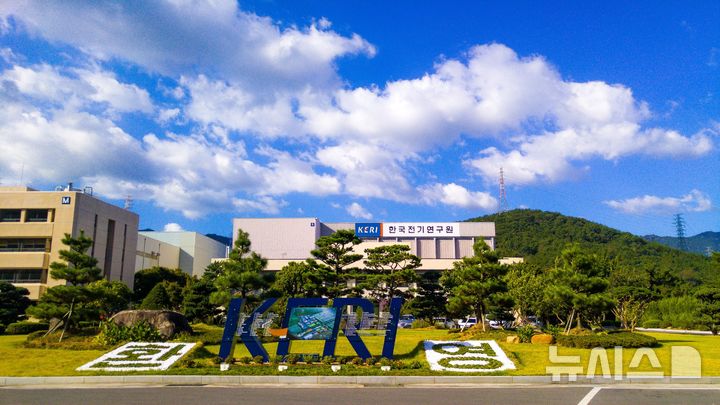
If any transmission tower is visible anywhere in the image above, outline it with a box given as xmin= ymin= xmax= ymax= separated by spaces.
xmin=673 ymin=213 xmax=687 ymax=251
xmin=498 ymin=167 xmax=509 ymax=213
xmin=123 ymin=195 xmax=134 ymax=211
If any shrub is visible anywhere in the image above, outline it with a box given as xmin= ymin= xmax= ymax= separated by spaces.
xmin=95 ymin=321 xmax=163 ymax=346
xmin=350 ymin=357 xmax=363 ymax=365
xmin=408 ymin=360 xmax=423 ymax=369
xmin=515 ymin=325 xmax=536 ymax=343
xmin=252 ymin=355 xmax=265 ymax=364
xmin=567 ymin=327 xmax=593 ymax=336
xmin=641 ymin=319 xmax=661 ymax=328
xmin=411 ymin=319 xmax=431 ymax=328
xmin=642 ymin=296 xmax=703 ymax=330
xmin=25 ymin=330 xmax=46 ymax=341
xmin=544 ymin=324 xmax=562 ymax=338
xmin=270 ymin=355 xmax=283 ymax=365
xmin=5 ymin=321 xmax=49 ymax=335
xmin=286 ymin=354 xmax=300 ymax=364
xmin=321 ymin=356 xmax=334 ymax=365
xmin=302 ymin=354 xmax=314 ymax=364
xmin=238 ymin=356 xmax=252 ymax=364
xmin=556 ymin=332 xmax=657 ymax=349
xmin=378 ymin=357 xmax=393 ymax=367
xmin=364 ymin=357 xmax=377 ymax=366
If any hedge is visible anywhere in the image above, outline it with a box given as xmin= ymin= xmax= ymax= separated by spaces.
xmin=556 ymin=332 xmax=657 ymax=349
xmin=5 ymin=321 xmax=49 ymax=335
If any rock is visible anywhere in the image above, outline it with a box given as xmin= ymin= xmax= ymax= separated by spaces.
xmin=531 ymin=333 xmax=555 ymax=344
xmin=506 ymin=335 xmax=520 ymax=344
xmin=110 ymin=310 xmax=193 ymax=338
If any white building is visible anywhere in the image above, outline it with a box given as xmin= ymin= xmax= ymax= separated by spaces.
xmin=136 ymin=231 xmax=227 ymax=277
xmin=232 ymin=218 xmax=497 ymax=272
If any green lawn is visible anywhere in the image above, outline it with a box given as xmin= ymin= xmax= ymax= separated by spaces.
xmin=1 ymin=329 xmax=718 ymax=377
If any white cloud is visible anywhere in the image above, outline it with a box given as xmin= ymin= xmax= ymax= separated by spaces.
xmin=1 ymin=63 xmax=153 ymax=114
xmin=1 ymin=2 xmax=713 ymax=217
xmin=419 ymin=183 xmax=498 ymax=210
xmin=346 ymin=202 xmax=373 ymax=220
xmin=316 ymin=142 xmax=414 ymax=201
xmin=604 ymin=190 xmax=713 ymax=214
xmin=0 ymin=0 xmax=374 ymax=92
xmin=233 ymin=196 xmax=287 ymax=214
xmin=163 ymin=222 xmax=184 ymax=232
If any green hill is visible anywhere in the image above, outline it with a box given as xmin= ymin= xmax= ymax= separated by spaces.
xmin=643 ymin=231 xmax=719 ymax=256
xmin=468 ymin=209 xmax=716 ymax=285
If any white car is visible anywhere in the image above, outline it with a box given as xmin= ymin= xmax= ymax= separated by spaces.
xmin=457 ymin=317 xmax=477 ymax=330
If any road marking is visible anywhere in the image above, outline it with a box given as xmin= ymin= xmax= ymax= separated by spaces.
xmin=577 ymin=387 xmax=601 ymax=405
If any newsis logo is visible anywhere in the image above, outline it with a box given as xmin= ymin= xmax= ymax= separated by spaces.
xmin=355 ymin=223 xmax=382 ymax=238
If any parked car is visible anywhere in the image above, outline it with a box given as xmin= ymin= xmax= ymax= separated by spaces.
xmin=433 ymin=317 xmax=456 ymax=329
xmin=457 ymin=317 xmax=477 ymax=330
xmin=398 ymin=314 xmax=415 ymax=328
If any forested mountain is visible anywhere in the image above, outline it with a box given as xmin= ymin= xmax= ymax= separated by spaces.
xmin=643 ymin=231 xmax=719 ymax=256
xmin=467 ymin=209 xmax=717 ymax=285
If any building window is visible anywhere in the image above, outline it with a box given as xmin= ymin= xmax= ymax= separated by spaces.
xmin=25 ymin=209 xmax=49 ymax=222
xmin=0 ymin=209 xmax=21 ymax=222
xmin=0 ymin=269 xmax=45 ymax=283
xmin=0 ymin=238 xmax=49 ymax=252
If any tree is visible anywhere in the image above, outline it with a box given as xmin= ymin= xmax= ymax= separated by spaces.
xmin=545 ymin=244 xmax=614 ymax=332
xmin=361 ymin=244 xmax=421 ymax=305
xmin=133 ymin=267 xmax=190 ymax=302
xmin=441 ymin=240 xmax=512 ymax=331
xmin=49 ymin=231 xmax=102 ymax=285
xmin=609 ymin=263 xmax=654 ymax=331
xmin=272 ymin=260 xmax=324 ymax=298
xmin=209 ymin=229 xmax=268 ymax=306
xmin=310 ymin=229 xmax=363 ymax=298
xmin=407 ymin=272 xmax=447 ymax=322
xmin=0 ymin=282 xmax=31 ymax=325
xmin=695 ymin=286 xmax=720 ymax=334
xmin=140 ymin=283 xmax=173 ymax=310
xmin=505 ymin=263 xmax=550 ymax=326
xmin=87 ymin=280 xmax=132 ymax=318
xmin=182 ymin=276 xmax=218 ymax=324
xmin=27 ymin=232 xmax=112 ymax=325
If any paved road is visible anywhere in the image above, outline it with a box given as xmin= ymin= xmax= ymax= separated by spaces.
xmin=2 ymin=386 xmax=720 ymax=405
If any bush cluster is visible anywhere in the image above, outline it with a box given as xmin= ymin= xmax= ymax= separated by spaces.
xmin=556 ymin=332 xmax=657 ymax=349
xmin=411 ymin=319 xmax=431 ymax=328
xmin=95 ymin=321 xmax=163 ymax=346
xmin=5 ymin=321 xmax=49 ymax=335
xmin=515 ymin=325 xmax=536 ymax=343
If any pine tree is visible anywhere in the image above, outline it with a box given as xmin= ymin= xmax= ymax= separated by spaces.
xmin=210 ymin=229 xmax=268 ymax=306
xmin=140 ymin=283 xmax=172 ymax=310
xmin=49 ymin=231 xmax=102 ymax=285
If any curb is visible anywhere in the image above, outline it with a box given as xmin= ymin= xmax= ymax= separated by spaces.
xmin=2 ymin=375 xmax=720 ymax=387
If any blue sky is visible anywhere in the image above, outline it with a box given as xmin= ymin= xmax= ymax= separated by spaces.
xmin=0 ymin=1 xmax=717 ymax=238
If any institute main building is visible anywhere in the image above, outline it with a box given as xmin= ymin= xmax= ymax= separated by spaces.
xmin=233 ymin=218 xmax=497 ymax=272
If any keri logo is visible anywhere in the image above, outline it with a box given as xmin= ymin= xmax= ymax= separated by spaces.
xmin=354 ymin=223 xmax=382 ymax=237
xmin=61 ymin=196 xmax=71 ymax=205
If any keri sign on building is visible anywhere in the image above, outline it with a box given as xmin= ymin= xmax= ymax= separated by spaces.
xmin=232 ymin=218 xmax=496 ymax=271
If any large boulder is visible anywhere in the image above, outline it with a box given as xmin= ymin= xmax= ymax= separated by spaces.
xmin=531 ymin=333 xmax=555 ymax=344
xmin=110 ymin=310 xmax=193 ymax=339
xmin=506 ymin=335 xmax=520 ymax=344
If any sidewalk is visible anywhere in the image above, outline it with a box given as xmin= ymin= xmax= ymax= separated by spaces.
xmin=636 ymin=328 xmax=715 ymax=336
xmin=2 ymin=375 xmax=720 ymax=387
